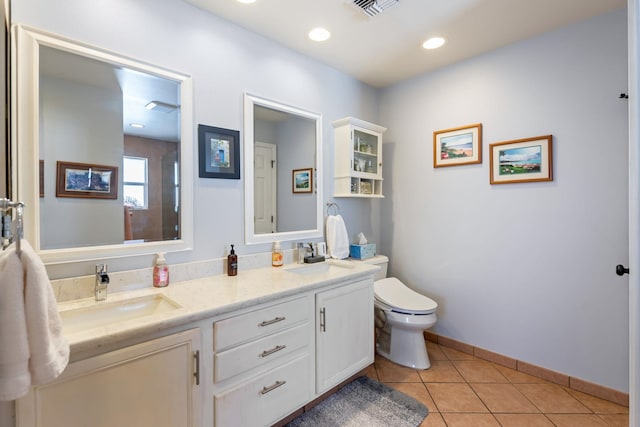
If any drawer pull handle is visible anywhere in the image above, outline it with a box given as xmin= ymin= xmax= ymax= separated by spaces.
xmin=258 ymin=316 xmax=286 ymax=327
xmin=259 ymin=344 xmax=286 ymax=358
xmin=259 ymin=380 xmax=286 ymax=395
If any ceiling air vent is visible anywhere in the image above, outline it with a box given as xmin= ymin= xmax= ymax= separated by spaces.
xmin=352 ymin=0 xmax=399 ymax=17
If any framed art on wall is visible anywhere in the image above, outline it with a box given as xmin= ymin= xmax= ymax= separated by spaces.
xmin=489 ymin=135 xmax=553 ymax=184
xmin=434 ymin=123 xmax=482 ymax=168
xmin=198 ymin=124 xmax=240 ymax=179
xmin=56 ymin=161 xmax=118 ymax=199
xmin=292 ymin=168 xmax=313 ymax=193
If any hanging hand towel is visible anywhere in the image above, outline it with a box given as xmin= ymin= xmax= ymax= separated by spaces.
xmin=0 ymin=245 xmax=31 ymax=400
xmin=326 ymin=214 xmax=350 ymax=259
xmin=0 ymin=241 xmax=69 ymax=401
xmin=22 ymin=241 xmax=69 ymax=386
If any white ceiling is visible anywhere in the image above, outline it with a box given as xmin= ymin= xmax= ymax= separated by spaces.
xmin=185 ymin=0 xmax=626 ymax=88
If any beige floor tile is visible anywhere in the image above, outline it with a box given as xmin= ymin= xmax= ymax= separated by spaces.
xmin=597 ymin=414 xmax=630 ymax=426
xmin=494 ymin=363 xmax=550 ymax=384
xmin=385 ymin=382 xmax=438 ymax=414
xmin=493 ymin=413 xmax=555 ymax=427
xmin=545 ymin=413 xmax=608 ymax=426
xmin=426 ymin=383 xmax=488 ymax=413
xmin=374 ymin=355 xmax=422 ymax=382
xmin=515 ymin=383 xmax=591 ymax=413
xmin=418 ymin=360 xmax=465 ymax=383
xmin=470 ymin=383 xmax=539 ymax=413
xmin=565 ymin=388 xmax=629 ymax=414
xmin=426 ymin=342 xmax=448 ymax=361
xmin=441 ymin=413 xmax=501 ymax=426
xmin=420 ymin=412 xmax=446 ymax=427
xmin=363 ymin=363 xmax=379 ymax=381
xmin=453 ymin=360 xmax=509 ymax=383
xmin=440 ymin=346 xmax=477 ymax=361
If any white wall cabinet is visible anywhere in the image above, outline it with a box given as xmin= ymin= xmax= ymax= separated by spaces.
xmin=333 ymin=117 xmax=387 ymax=198
xmin=316 ymin=279 xmax=374 ymax=394
xmin=16 ymin=328 xmax=201 ymax=427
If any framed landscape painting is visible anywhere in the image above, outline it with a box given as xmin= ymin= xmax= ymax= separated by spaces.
xmin=433 ymin=123 xmax=482 ymax=168
xmin=292 ymin=168 xmax=313 ymax=193
xmin=489 ymin=135 xmax=553 ymax=184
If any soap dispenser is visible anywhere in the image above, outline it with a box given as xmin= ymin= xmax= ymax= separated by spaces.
xmin=272 ymin=241 xmax=283 ymax=267
xmin=227 ymin=244 xmax=238 ymax=276
xmin=153 ymin=252 xmax=169 ymax=287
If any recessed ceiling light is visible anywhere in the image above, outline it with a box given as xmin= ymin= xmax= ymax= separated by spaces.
xmin=130 ymin=123 xmax=145 ymax=129
xmin=237 ymin=0 xmax=256 ymax=4
xmin=422 ymin=37 xmax=446 ymax=50
xmin=308 ymin=27 xmax=331 ymax=42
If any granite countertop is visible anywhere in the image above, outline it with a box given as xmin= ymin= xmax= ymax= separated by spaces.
xmin=58 ymin=259 xmax=379 ymax=355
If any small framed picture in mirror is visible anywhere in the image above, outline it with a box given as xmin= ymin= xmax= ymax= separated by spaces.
xmin=198 ymin=124 xmax=240 ymax=179
xmin=292 ymin=168 xmax=313 ymax=193
xmin=56 ymin=161 xmax=118 ymax=199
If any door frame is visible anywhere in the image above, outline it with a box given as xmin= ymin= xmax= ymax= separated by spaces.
xmin=628 ymin=1 xmax=639 ymax=425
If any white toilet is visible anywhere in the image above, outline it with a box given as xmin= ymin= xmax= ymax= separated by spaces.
xmin=363 ymin=255 xmax=438 ymax=369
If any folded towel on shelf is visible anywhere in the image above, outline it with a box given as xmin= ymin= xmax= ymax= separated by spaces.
xmin=0 ymin=241 xmax=69 ymax=401
xmin=326 ymin=214 xmax=350 ymax=259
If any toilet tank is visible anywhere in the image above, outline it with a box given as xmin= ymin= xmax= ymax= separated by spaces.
xmin=363 ymin=255 xmax=388 ymax=281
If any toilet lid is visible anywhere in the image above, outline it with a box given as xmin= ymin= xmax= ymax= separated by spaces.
xmin=374 ymin=277 xmax=438 ymax=313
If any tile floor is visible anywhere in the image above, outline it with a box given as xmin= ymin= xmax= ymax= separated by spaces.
xmin=365 ymin=342 xmax=629 ymax=427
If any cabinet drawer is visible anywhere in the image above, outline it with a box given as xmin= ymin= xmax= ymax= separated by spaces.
xmin=214 ymin=297 xmax=308 ymax=351
xmin=214 ymin=354 xmax=310 ymax=427
xmin=215 ymin=322 xmax=309 ymax=383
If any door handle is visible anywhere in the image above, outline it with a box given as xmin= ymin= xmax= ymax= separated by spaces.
xmin=616 ymin=264 xmax=630 ymax=276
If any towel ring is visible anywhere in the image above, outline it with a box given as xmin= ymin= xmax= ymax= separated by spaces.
xmin=326 ymin=201 xmax=340 ymax=216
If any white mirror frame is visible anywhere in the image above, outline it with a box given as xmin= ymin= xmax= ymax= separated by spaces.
xmin=11 ymin=25 xmax=194 ymax=264
xmin=244 ymin=93 xmax=323 ymax=245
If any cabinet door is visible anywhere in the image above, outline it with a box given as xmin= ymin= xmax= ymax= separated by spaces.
xmin=17 ymin=328 xmax=201 ymax=427
xmin=315 ymin=279 xmax=374 ymax=394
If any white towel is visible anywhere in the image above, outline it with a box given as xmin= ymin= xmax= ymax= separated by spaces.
xmin=326 ymin=214 xmax=350 ymax=259
xmin=0 ymin=241 xmax=69 ymax=401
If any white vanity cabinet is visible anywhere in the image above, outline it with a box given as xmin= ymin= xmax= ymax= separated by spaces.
xmin=16 ymin=328 xmax=202 ymax=427
xmin=212 ymin=296 xmax=314 ymax=427
xmin=333 ymin=117 xmax=387 ymax=198
xmin=316 ymin=278 xmax=374 ymax=394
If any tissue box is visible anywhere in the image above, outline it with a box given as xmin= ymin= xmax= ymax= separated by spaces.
xmin=350 ymin=244 xmax=376 ymax=260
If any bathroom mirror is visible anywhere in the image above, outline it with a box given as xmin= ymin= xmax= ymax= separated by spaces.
xmin=12 ymin=26 xmax=193 ymax=263
xmin=244 ymin=93 xmax=323 ymax=244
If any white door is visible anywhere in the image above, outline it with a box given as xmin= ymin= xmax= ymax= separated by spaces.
xmin=628 ymin=1 xmax=639 ymax=425
xmin=254 ymin=142 xmax=277 ymax=234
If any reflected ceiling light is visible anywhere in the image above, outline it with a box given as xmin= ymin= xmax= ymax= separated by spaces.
xmin=145 ymin=100 xmax=179 ymax=113
xmin=308 ymin=27 xmax=331 ymax=42
xmin=130 ymin=123 xmax=145 ymax=128
xmin=422 ymin=37 xmax=446 ymax=50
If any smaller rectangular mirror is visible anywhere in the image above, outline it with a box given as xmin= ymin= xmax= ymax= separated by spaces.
xmin=244 ymin=93 xmax=323 ymax=244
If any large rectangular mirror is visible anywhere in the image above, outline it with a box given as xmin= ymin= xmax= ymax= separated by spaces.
xmin=12 ymin=26 xmax=193 ymax=263
xmin=244 ymin=93 xmax=323 ymax=244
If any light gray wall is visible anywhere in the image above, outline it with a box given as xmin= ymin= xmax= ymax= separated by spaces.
xmin=39 ymin=76 xmax=123 ymax=249
xmin=12 ymin=0 xmax=380 ymax=277
xmin=379 ymin=8 xmax=629 ymax=392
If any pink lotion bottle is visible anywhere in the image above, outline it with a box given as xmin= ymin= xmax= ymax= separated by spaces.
xmin=153 ymin=252 xmax=170 ymax=287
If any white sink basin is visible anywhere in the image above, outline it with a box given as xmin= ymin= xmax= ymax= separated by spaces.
xmin=284 ymin=261 xmax=354 ymax=275
xmin=59 ymin=294 xmax=181 ymax=334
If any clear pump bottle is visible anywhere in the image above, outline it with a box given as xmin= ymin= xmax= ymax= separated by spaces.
xmin=272 ymin=241 xmax=283 ymax=267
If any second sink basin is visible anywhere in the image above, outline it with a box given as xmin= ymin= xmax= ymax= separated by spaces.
xmin=59 ymin=294 xmax=181 ymax=334
xmin=284 ymin=260 xmax=354 ymax=275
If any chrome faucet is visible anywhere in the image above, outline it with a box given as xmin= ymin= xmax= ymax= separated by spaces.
xmin=95 ymin=264 xmax=110 ymax=301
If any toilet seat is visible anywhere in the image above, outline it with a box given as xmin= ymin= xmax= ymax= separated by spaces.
xmin=374 ymin=277 xmax=437 ymax=314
